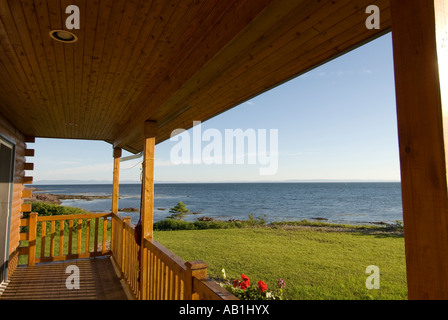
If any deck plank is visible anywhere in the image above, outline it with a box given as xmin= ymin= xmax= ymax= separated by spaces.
xmin=0 ymin=257 xmax=130 ymax=300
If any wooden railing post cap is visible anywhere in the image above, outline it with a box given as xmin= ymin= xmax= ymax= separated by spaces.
xmin=30 ymin=212 xmax=38 ymax=217
xmin=186 ymin=260 xmax=208 ymax=270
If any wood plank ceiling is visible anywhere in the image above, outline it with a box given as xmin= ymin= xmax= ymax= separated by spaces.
xmin=0 ymin=0 xmax=391 ymax=153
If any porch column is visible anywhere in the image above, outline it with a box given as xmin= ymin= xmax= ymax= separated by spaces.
xmin=391 ymin=0 xmax=448 ymax=299
xmin=112 ymin=148 xmax=122 ymax=215
xmin=141 ymin=121 xmax=157 ymax=241
xmin=140 ymin=120 xmax=157 ymax=299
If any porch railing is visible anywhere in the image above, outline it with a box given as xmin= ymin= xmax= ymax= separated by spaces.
xmin=110 ymin=213 xmax=236 ymax=300
xmin=19 ymin=212 xmax=237 ymax=301
xmin=19 ymin=212 xmax=111 ymax=265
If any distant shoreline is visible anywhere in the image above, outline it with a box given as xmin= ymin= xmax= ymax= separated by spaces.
xmin=30 ymin=180 xmax=401 ymax=185
xmin=27 ymin=190 xmax=112 ymax=205
xmin=27 ymin=186 xmax=112 ymax=204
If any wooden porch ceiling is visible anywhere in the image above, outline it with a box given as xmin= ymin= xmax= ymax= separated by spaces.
xmin=0 ymin=0 xmax=391 ymax=154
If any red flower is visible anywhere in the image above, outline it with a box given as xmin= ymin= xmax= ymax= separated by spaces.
xmin=241 ymin=274 xmax=250 ymax=286
xmin=239 ymin=281 xmax=248 ymax=290
xmin=233 ymin=280 xmax=239 ymax=288
xmin=258 ymin=280 xmax=267 ymax=293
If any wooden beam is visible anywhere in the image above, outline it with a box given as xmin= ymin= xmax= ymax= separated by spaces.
xmin=21 ymin=203 xmax=31 ymax=213
xmin=24 ymin=149 xmax=35 ymax=157
xmin=112 ymin=148 xmax=121 ymax=215
xmin=24 ymin=136 xmax=35 ymax=143
xmin=22 ymin=176 xmax=33 ymax=184
xmin=21 ymin=189 xmax=32 ymax=198
xmin=391 ymin=0 xmax=448 ymax=300
xmin=24 ymin=162 xmax=34 ymax=171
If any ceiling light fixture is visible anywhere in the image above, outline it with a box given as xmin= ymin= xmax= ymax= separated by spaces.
xmin=49 ymin=30 xmax=78 ymax=43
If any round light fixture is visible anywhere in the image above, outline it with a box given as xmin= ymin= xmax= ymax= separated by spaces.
xmin=49 ymin=30 xmax=78 ymax=43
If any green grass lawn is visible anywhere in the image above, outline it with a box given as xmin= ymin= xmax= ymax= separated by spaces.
xmin=154 ymin=225 xmax=407 ymax=300
xmin=19 ymin=202 xmax=407 ymax=300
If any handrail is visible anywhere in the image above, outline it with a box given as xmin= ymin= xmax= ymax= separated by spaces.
xmin=110 ymin=213 xmax=238 ymax=300
xmin=192 ymin=277 xmax=239 ymax=300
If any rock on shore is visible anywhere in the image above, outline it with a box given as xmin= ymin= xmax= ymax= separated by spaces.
xmin=26 ymin=189 xmax=112 ymax=205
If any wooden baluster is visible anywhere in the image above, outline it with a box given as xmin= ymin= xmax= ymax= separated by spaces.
xmin=68 ymin=220 xmax=73 ymax=256
xmin=59 ymin=220 xmax=65 ymax=256
xmin=149 ymin=251 xmax=154 ymax=300
xmin=126 ymin=227 xmax=130 ymax=282
xmin=157 ymin=257 xmax=162 ymax=299
xmin=163 ymin=262 xmax=168 ymax=300
xmin=77 ymin=219 xmax=82 ymax=254
xmin=174 ymin=274 xmax=179 ymax=300
xmin=122 ymin=218 xmax=131 ymax=275
xmin=50 ymin=220 xmax=55 ymax=258
xmin=86 ymin=218 xmax=91 ymax=253
xmin=94 ymin=218 xmax=99 ymax=257
xmin=102 ymin=217 xmax=107 ymax=254
xmin=110 ymin=218 xmax=114 ymax=254
xmin=180 ymin=277 xmax=184 ymax=300
xmin=156 ymin=258 xmax=161 ymax=300
xmin=169 ymin=266 xmax=173 ymax=299
xmin=40 ymin=221 xmax=46 ymax=258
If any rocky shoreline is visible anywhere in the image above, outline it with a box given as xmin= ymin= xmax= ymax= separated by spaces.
xmin=27 ymin=188 xmax=141 ymax=213
xmin=27 ymin=188 xmax=112 ymax=205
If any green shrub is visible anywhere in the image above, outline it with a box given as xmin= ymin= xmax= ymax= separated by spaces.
xmin=154 ymin=219 xmax=196 ymax=231
xmin=153 ymin=214 xmax=266 ymax=231
xmin=21 ymin=202 xmax=93 ymax=235
xmin=22 ymin=202 xmax=89 ymax=218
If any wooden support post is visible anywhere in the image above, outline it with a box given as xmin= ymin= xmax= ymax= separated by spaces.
xmin=112 ymin=148 xmax=122 ymax=215
xmin=185 ymin=261 xmax=208 ymax=300
xmin=141 ymin=121 xmax=157 ymax=241
xmin=391 ymin=0 xmax=448 ymax=299
xmin=111 ymin=148 xmax=121 ymax=255
xmin=28 ymin=212 xmax=37 ymax=266
xmin=140 ymin=120 xmax=157 ymax=299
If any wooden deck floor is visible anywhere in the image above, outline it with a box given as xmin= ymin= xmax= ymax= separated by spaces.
xmin=0 ymin=257 xmax=132 ymax=300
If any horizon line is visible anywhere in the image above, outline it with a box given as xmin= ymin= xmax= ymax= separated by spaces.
xmin=32 ymin=179 xmax=401 ymax=185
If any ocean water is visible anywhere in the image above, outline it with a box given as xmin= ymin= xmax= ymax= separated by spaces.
xmin=33 ymin=182 xmax=403 ymax=226
xmin=34 ymin=182 xmax=403 ymax=224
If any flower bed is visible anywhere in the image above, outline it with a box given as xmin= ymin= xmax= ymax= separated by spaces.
xmin=220 ymin=269 xmax=285 ymax=300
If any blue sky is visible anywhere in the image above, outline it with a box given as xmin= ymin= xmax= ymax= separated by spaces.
xmin=32 ymin=32 xmax=400 ymax=184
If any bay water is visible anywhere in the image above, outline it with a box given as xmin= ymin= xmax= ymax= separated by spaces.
xmin=33 ymin=182 xmax=403 ymax=226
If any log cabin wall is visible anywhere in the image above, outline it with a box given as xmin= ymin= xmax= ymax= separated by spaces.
xmin=0 ymin=112 xmax=34 ymax=278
